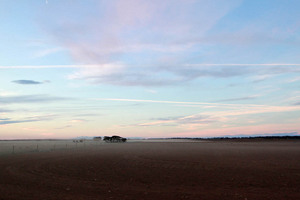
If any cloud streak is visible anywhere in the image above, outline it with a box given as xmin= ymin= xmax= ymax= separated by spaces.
xmin=137 ymin=103 xmax=300 ymax=127
xmin=33 ymin=47 xmax=63 ymax=58
xmin=1 ymin=63 xmax=300 ymax=69
xmin=138 ymin=115 xmax=219 ymax=127
xmin=294 ymin=101 xmax=300 ymax=106
xmin=94 ymin=98 xmax=251 ymax=107
xmin=68 ymin=64 xmax=300 ymax=86
xmin=216 ymin=95 xmax=259 ymax=102
xmin=0 ymin=94 xmax=70 ymax=104
xmin=102 ymin=97 xmax=300 ymax=127
xmin=0 ymin=65 xmax=80 ymax=69
xmin=0 ymin=109 xmax=12 ymax=113
xmin=94 ymin=97 xmax=300 ymax=110
xmin=12 ymin=80 xmax=49 ymax=85
xmin=0 ymin=114 xmax=57 ymax=125
xmin=0 ymin=119 xmax=39 ymax=125
xmin=2 ymin=64 xmax=300 ymax=87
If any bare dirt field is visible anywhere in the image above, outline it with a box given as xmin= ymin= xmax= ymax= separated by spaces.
xmin=0 ymin=139 xmax=299 ymax=200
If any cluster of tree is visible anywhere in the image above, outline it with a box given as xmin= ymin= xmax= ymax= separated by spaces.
xmin=93 ymin=137 xmax=102 ymax=140
xmin=103 ymin=135 xmax=127 ymax=143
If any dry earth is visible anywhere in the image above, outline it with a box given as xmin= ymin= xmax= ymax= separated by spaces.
xmin=0 ymin=140 xmax=300 ymax=200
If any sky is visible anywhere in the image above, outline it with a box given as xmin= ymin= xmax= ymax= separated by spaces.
xmin=0 ymin=0 xmax=300 ymax=139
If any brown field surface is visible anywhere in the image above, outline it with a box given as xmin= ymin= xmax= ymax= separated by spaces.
xmin=0 ymin=139 xmax=300 ymax=200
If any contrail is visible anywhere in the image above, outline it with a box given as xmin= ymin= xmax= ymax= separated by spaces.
xmin=185 ymin=63 xmax=300 ymax=66
xmin=93 ymin=98 xmax=268 ymax=108
xmin=0 ymin=65 xmax=81 ymax=69
xmin=1 ymin=63 xmax=300 ymax=69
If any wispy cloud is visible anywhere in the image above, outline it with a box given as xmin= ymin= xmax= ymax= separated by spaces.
xmin=249 ymin=74 xmax=276 ymax=83
xmin=1 ymin=63 xmax=300 ymax=69
xmin=176 ymin=123 xmax=300 ymax=138
xmin=138 ymin=114 xmax=219 ymax=127
xmin=201 ymin=105 xmax=300 ymax=118
xmin=94 ymin=97 xmax=300 ymax=128
xmin=286 ymin=76 xmax=300 ymax=83
xmin=0 ymin=114 xmax=56 ymax=125
xmin=108 ymin=97 xmax=300 ymax=128
xmin=0 ymin=118 xmax=11 ymax=120
xmin=12 ymin=80 xmax=50 ymax=85
xmin=22 ymin=127 xmax=48 ymax=132
xmin=41 ymin=0 xmax=241 ymax=64
xmin=0 ymin=65 xmax=80 ymax=69
xmin=54 ymin=119 xmax=88 ymax=130
xmin=0 ymin=109 xmax=12 ymax=113
xmin=94 ymin=97 xmax=300 ymax=110
xmin=68 ymin=64 xmax=300 ymax=86
xmin=2 ymin=64 xmax=300 ymax=87
xmin=69 ymin=119 xmax=88 ymax=123
xmin=55 ymin=125 xmax=72 ymax=130
xmin=94 ymin=98 xmax=245 ymax=107
xmin=172 ymin=31 xmax=300 ymax=48
xmin=294 ymin=101 xmax=300 ymax=106
xmin=0 ymin=119 xmax=38 ymax=125
xmin=0 ymin=94 xmax=70 ymax=104
xmin=216 ymin=95 xmax=259 ymax=102
xmin=33 ymin=47 xmax=63 ymax=58
xmin=35 ymin=0 xmax=300 ymax=87
xmin=137 ymin=104 xmax=300 ymax=127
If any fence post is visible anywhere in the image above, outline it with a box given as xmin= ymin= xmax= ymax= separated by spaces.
xmin=37 ymin=144 xmax=39 ymax=152
xmin=12 ymin=145 xmax=15 ymax=154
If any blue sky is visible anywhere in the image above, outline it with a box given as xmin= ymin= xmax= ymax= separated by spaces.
xmin=0 ymin=0 xmax=300 ymax=139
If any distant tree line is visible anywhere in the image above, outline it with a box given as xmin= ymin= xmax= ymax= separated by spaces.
xmin=103 ymin=135 xmax=127 ymax=143
xmin=189 ymin=136 xmax=300 ymax=140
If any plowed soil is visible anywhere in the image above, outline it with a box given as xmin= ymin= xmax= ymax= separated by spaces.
xmin=0 ymin=140 xmax=300 ymax=200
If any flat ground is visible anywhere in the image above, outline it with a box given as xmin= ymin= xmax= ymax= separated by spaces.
xmin=0 ymin=140 xmax=299 ymax=200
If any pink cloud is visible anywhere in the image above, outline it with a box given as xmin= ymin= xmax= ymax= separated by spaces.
xmin=175 ymin=122 xmax=300 ymax=138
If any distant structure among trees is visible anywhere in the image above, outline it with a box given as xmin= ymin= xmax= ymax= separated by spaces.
xmin=103 ymin=135 xmax=127 ymax=143
xmin=93 ymin=136 xmax=102 ymax=141
xmin=73 ymin=139 xmax=84 ymax=143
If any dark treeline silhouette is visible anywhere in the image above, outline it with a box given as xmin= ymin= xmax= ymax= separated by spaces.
xmin=167 ymin=136 xmax=300 ymax=141
xmin=150 ymin=136 xmax=300 ymax=141
xmin=103 ymin=135 xmax=127 ymax=143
